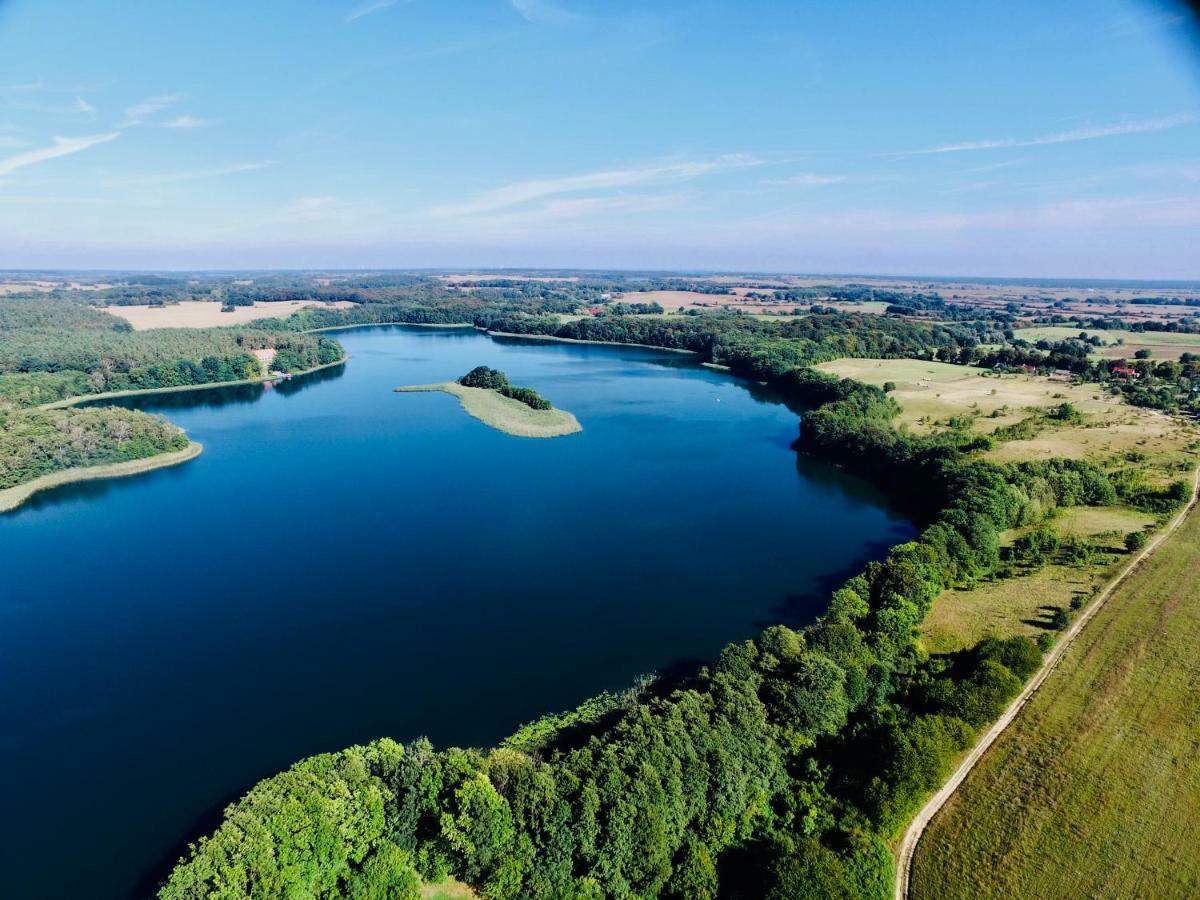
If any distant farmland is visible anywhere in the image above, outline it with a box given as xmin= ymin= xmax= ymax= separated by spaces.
xmin=1014 ymin=325 xmax=1200 ymax=359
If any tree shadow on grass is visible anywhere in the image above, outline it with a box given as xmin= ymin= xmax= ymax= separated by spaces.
xmin=1022 ymin=604 xmax=1063 ymax=630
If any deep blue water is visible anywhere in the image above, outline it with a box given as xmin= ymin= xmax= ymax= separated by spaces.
xmin=0 ymin=326 xmax=912 ymax=899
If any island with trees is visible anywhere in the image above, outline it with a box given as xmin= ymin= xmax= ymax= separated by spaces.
xmin=395 ymin=366 xmax=581 ymax=439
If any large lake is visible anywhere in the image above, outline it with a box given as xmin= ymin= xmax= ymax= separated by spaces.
xmin=0 ymin=326 xmax=912 ymax=899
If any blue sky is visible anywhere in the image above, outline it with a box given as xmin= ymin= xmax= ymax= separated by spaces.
xmin=0 ymin=0 xmax=1198 ymax=276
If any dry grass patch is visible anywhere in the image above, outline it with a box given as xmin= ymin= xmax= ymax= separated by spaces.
xmin=815 ymin=357 xmax=1196 ymax=463
xmin=815 ymin=358 xmax=1104 ymax=433
xmin=922 ymin=505 xmax=1154 ymax=655
xmin=1053 ymin=505 xmax=1156 ymax=540
xmin=109 ymin=300 xmax=355 ymax=330
xmin=420 ymin=877 xmax=478 ymax=899
xmin=921 ymin=563 xmax=1109 ymax=655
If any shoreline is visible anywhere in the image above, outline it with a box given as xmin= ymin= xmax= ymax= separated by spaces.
xmin=0 ymin=441 xmax=203 ymax=514
xmin=38 ymin=356 xmax=348 ymax=410
xmin=396 ymin=381 xmax=582 ymax=438
xmin=305 ymin=321 xmax=476 ymax=334
xmin=482 ymin=329 xmax=700 ymax=355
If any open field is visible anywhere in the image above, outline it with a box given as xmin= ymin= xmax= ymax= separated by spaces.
xmin=611 ymin=288 xmax=890 ymax=317
xmin=420 ymin=877 xmax=477 ymax=899
xmin=921 ymin=563 xmax=1108 ymax=654
xmin=108 ymin=300 xmax=355 ymax=330
xmin=815 ymin=357 xmax=1194 ymax=461
xmin=1015 ymin=325 xmax=1200 ymax=360
xmin=0 ymin=441 xmax=202 ymax=513
xmin=395 ymin=381 xmax=582 ymax=438
xmin=911 ymin=493 xmax=1200 ymax=900
xmin=920 ymin=506 xmax=1152 ymax=654
xmin=823 ymin=358 xmax=1195 ymax=656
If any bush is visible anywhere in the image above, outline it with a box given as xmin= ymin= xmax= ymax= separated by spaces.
xmin=459 ymin=366 xmax=509 ymax=390
xmin=1124 ymin=530 xmax=1148 ymax=552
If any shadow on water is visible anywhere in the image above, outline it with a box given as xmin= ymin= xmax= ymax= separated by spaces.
xmin=2 ymin=454 xmax=196 ymax=518
xmin=131 ymin=782 xmax=260 ymax=899
xmin=82 ymin=382 xmax=266 ymax=413
xmin=79 ymin=361 xmax=346 ymax=415
xmin=274 ymin=361 xmax=346 ymax=397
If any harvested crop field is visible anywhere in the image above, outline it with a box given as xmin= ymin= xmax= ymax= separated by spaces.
xmin=1014 ymin=326 xmax=1200 ymax=360
xmin=109 ymin=300 xmax=355 ymax=330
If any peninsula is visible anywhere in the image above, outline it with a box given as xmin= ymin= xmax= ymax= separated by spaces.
xmin=396 ymin=366 xmax=581 ymax=438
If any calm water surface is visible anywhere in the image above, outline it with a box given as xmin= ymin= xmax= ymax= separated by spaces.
xmin=0 ymin=326 xmax=912 ymax=899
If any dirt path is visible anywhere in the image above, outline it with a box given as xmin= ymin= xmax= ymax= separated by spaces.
xmin=894 ymin=464 xmax=1200 ymax=900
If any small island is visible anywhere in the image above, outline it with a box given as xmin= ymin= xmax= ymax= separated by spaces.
xmin=395 ymin=365 xmax=582 ymax=438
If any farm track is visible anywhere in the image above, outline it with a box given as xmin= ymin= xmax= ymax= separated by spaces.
xmin=895 ymin=463 xmax=1200 ymax=900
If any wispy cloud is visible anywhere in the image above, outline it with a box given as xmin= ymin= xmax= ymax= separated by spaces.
xmin=738 ymin=194 xmax=1200 ymax=235
xmin=0 ymin=132 xmax=119 ymax=176
xmin=470 ymin=192 xmax=688 ymax=229
xmin=430 ymin=154 xmax=763 ymax=217
xmin=510 ymin=0 xmax=577 ymax=25
xmin=117 ymin=94 xmax=178 ymax=128
xmin=0 ymin=86 xmax=98 ymax=118
xmin=962 ymin=159 xmax=1025 ymax=174
xmin=161 ymin=115 xmax=211 ymax=129
xmin=0 ymin=136 xmax=28 ymax=149
xmin=909 ymin=113 xmax=1197 ymax=155
xmin=1107 ymin=9 xmax=1185 ymax=37
xmin=345 ymin=0 xmax=400 ymax=23
xmin=104 ymin=160 xmax=274 ymax=187
xmin=772 ymin=172 xmax=848 ymax=186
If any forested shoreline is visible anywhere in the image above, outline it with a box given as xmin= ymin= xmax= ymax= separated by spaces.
xmin=0 ymin=297 xmax=344 ymax=409
xmin=153 ymin=285 xmax=1192 ymax=899
xmin=3 ymin=279 xmax=1190 ymax=896
xmin=161 ymin=358 xmax=1147 ymax=899
xmin=0 ymin=297 xmax=344 ymax=498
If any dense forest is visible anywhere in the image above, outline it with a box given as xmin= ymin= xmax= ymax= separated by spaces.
xmin=0 ymin=297 xmax=344 ymax=408
xmin=0 ymin=405 xmax=188 ymax=490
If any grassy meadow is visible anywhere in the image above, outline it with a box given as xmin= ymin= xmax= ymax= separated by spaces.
xmin=815 ymin=356 xmax=1194 ymax=464
xmin=919 ymin=505 xmax=1153 ymax=654
xmin=911 ymin=497 xmax=1200 ymax=900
